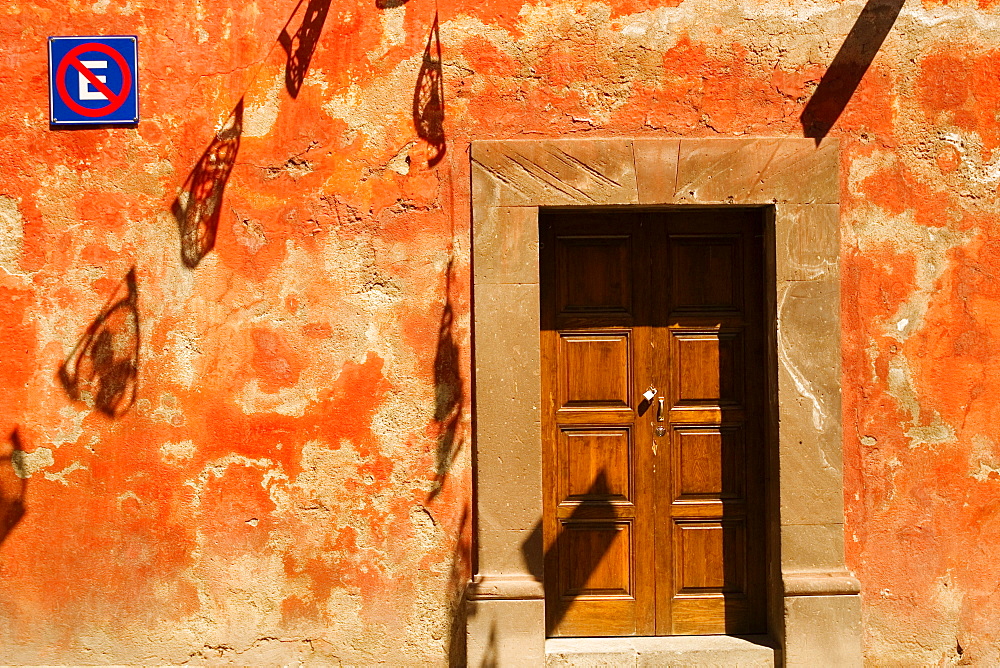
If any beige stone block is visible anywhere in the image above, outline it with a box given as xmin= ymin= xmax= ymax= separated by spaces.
xmin=473 ymin=284 xmax=541 ymax=434
xmin=472 ymin=160 xmax=502 ymax=213
xmin=783 ymin=594 xmax=862 ymax=667
xmin=776 ymin=278 xmax=840 ymax=414
xmin=777 ymin=397 xmax=844 ymax=526
xmin=466 ymin=598 xmax=545 ymax=667
xmin=676 ymin=138 xmax=839 ymax=204
xmin=473 ymin=283 xmax=541 ymax=386
xmin=547 ymin=637 xmax=638 ymax=667
xmin=474 ymin=412 xmax=542 ymax=526
xmin=546 ymin=636 xmax=776 ymax=667
xmin=777 ymin=278 xmax=843 ymax=525
xmin=778 ymin=444 xmax=845 ymax=525
xmin=474 ymin=282 xmax=543 ymax=575
xmin=475 ymin=525 xmax=543 ymax=576
xmin=473 ymin=206 xmax=540 ymax=285
xmin=780 ymin=523 xmax=847 ymax=572
xmin=471 ymin=139 xmax=639 ymax=206
xmin=632 ymin=139 xmax=680 ymax=204
xmin=782 ymin=570 xmax=860 ymax=597
xmin=775 ymin=204 xmax=840 ymax=282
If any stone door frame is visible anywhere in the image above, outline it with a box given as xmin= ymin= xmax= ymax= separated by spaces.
xmin=465 ymin=138 xmax=862 ymax=666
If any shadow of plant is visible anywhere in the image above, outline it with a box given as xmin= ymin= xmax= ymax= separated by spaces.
xmin=58 ymin=267 xmax=140 ymax=418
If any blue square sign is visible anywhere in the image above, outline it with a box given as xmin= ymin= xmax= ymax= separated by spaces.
xmin=49 ymin=36 xmax=139 ymax=125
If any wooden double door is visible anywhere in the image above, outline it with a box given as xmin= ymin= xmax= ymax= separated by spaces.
xmin=540 ymin=208 xmax=767 ymax=637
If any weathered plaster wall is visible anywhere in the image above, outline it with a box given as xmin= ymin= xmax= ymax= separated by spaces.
xmin=0 ymin=0 xmax=998 ymax=664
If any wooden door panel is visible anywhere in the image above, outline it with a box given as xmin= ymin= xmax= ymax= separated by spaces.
xmin=558 ymin=332 xmax=632 ymax=409
xmin=668 ymin=235 xmax=743 ymax=313
xmin=557 ymin=235 xmax=632 ymax=314
xmin=673 ymin=520 xmax=747 ymax=593
xmin=670 ymin=329 xmax=744 ymax=407
xmin=556 ymin=599 xmax=643 ymax=637
xmin=559 ymin=427 xmax=633 ymax=503
xmin=670 ymin=596 xmax=752 ymax=635
xmin=673 ymin=426 xmax=745 ymax=500
xmin=560 ymin=521 xmax=633 ymax=597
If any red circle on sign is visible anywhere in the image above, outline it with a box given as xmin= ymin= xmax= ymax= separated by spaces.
xmin=55 ymin=42 xmax=132 ymax=118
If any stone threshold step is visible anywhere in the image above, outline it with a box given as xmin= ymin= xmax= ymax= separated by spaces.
xmin=546 ymin=635 xmax=777 ymax=667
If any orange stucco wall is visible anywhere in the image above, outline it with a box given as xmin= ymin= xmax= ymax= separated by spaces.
xmin=0 ymin=0 xmax=998 ymax=664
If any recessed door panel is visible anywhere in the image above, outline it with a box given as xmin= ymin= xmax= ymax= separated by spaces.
xmin=557 ymin=235 xmax=632 ymax=314
xmin=558 ymin=332 xmax=631 ymax=409
xmin=559 ymin=427 xmax=632 ymax=503
xmin=669 ymin=235 xmax=742 ymax=313
xmin=560 ymin=522 xmax=633 ymax=597
xmin=674 ymin=426 xmax=745 ymax=500
xmin=674 ymin=520 xmax=746 ymax=593
xmin=670 ymin=330 xmax=743 ymax=407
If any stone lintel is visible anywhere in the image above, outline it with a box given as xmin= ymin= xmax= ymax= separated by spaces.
xmin=675 ymin=138 xmax=839 ymax=205
xmin=471 ymin=139 xmax=639 ymax=206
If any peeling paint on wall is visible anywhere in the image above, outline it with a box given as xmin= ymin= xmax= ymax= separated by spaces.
xmin=0 ymin=0 xmax=999 ymax=663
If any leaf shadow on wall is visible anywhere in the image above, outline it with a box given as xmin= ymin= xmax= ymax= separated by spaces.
xmin=172 ymin=99 xmax=244 ymax=269
xmin=0 ymin=430 xmax=26 ymax=547
xmin=521 ymin=472 xmax=616 ymax=635
xmin=800 ymin=0 xmax=905 ymax=143
xmin=279 ymin=0 xmax=333 ymax=98
xmin=58 ymin=268 xmax=140 ymax=419
xmin=443 ymin=506 xmax=471 ymax=666
xmin=413 ymin=15 xmax=446 ymax=168
xmin=428 ymin=259 xmax=464 ymax=501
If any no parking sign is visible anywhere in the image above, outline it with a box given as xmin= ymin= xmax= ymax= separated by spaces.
xmin=49 ymin=36 xmax=139 ymax=125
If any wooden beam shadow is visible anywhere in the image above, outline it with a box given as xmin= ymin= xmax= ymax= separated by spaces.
xmin=800 ymin=0 xmax=905 ymax=143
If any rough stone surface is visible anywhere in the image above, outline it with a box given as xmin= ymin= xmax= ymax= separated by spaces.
xmin=0 ymin=0 xmax=998 ymax=664
xmin=780 ymin=523 xmax=847 ymax=572
xmin=776 ymin=204 xmax=840 ymax=283
xmin=472 ymin=140 xmax=640 ymax=206
xmin=467 ymin=598 xmax=546 ymax=667
xmin=546 ymin=635 xmax=776 ymax=667
xmin=473 ymin=206 xmax=540 ymax=285
xmin=784 ymin=595 xmax=863 ymax=666
xmin=675 ymin=139 xmax=839 ymax=204
xmin=633 ymin=138 xmax=681 ymax=204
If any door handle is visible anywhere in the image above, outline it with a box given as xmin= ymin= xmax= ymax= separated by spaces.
xmin=653 ymin=397 xmax=666 ymax=442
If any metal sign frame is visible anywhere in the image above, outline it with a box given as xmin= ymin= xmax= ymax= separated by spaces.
xmin=49 ymin=35 xmax=139 ymax=126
